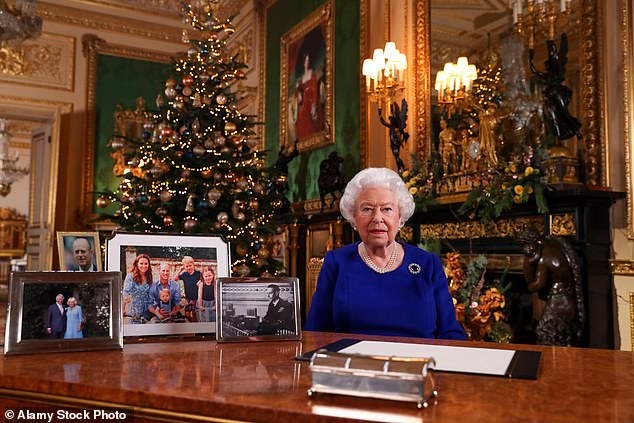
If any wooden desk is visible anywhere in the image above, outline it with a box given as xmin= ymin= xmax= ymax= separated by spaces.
xmin=1 ymin=332 xmax=633 ymax=422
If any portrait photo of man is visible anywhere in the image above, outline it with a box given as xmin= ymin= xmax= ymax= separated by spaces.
xmin=57 ymin=232 xmax=102 ymax=272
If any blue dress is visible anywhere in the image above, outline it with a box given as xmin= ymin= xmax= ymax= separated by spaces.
xmin=64 ymin=306 xmax=83 ymax=339
xmin=305 ymin=242 xmax=466 ymax=340
xmin=123 ymin=273 xmax=151 ymax=322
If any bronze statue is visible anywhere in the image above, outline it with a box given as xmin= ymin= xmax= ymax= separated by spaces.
xmin=529 ymin=33 xmax=581 ymax=141
xmin=378 ymin=99 xmax=409 ymax=172
xmin=438 ymin=119 xmax=458 ymax=175
xmin=519 ymin=230 xmax=585 ymax=346
xmin=318 ymin=152 xmax=345 ymax=209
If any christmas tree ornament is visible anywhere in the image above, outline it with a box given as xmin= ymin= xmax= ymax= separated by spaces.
xmin=156 ymin=206 xmax=168 ymax=217
xmin=220 ymin=146 xmax=232 ymax=155
xmin=181 ymin=29 xmax=189 ymax=43
xmin=248 ymin=220 xmax=257 ymax=229
xmin=199 ymin=74 xmax=209 ymax=83
xmin=217 ymin=211 xmax=229 ymax=224
xmin=213 ymin=171 xmax=223 ymax=181
xmin=156 ymin=94 xmax=165 ymax=108
xmin=203 ymin=95 xmax=213 ymax=106
xmin=163 ymin=215 xmax=174 ymax=226
xmin=137 ymin=193 xmax=149 ymax=204
xmin=235 ymin=264 xmax=250 ymax=277
xmin=175 ymin=150 xmax=184 ymax=158
xmin=224 ymin=122 xmax=237 ymax=133
xmin=198 ymin=198 xmax=209 ymax=209
xmin=109 ymin=138 xmax=124 ymax=150
xmin=182 ymin=86 xmax=193 ymax=96
xmin=193 ymin=93 xmax=202 ymax=107
xmin=160 ymin=126 xmax=173 ymax=138
xmin=207 ymin=188 xmax=221 ymax=201
xmin=187 ymin=47 xmax=197 ymax=58
xmin=235 ymin=212 xmax=245 ymax=221
xmin=185 ymin=194 xmax=196 ymax=212
xmin=119 ymin=182 xmax=131 ymax=192
xmin=184 ymin=217 xmax=198 ymax=231
xmin=181 ymin=169 xmax=191 ymax=179
xmin=236 ymin=179 xmax=248 ymax=191
xmin=248 ymin=198 xmax=259 ymax=210
xmin=193 ymin=144 xmax=206 ymax=156
xmin=165 ymin=78 xmax=177 ymax=88
xmin=253 ymin=183 xmax=264 ymax=194
xmin=216 ymin=93 xmax=227 ymax=105
xmin=204 ymin=138 xmax=215 ymax=149
xmin=150 ymin=165 xmax=165 ymax=178
xmin=182 ymin=75 xmax=194 ymax=86
xmin=214 ymin=133 xmax=226 ymax=146
xmin=96 ymin=196 xmax=109 ymax=208
xmin=236 ymin=244 xmax=248 ymax=256
xmin=191 ymin=118 xmax=201 ymax=133
xmin=201 ymin=169 xmax=213 ymax=179
xmin=258 ymin=247 xmax=270 ymax=259
xmin=165 ymin=87 xmax=177 ymax=98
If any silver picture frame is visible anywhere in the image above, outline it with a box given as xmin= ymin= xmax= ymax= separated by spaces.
xmin=216 ymin=277 xmax=301 ymax=342
xmin=4 ymin=271 xmax=123 ymax=355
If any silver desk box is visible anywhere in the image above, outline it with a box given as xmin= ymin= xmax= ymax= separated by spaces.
xmin=307 ymin=349 xmax=437 ymax=408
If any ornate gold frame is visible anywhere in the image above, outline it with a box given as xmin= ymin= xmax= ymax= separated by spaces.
xmin=624 ymin=0 xmax=634 ymax=238
xmin=80 ymin=35 xmax=172 ymax=221
xmin=414 ymin=0 xmax=607 ymax=187
xmin=279 ymin=1 xmax=334 ymax=153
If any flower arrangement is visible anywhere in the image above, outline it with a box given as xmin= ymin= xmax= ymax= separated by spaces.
xmin=444 ymin=252 xmax=512 ymax=342
xmin=458 ymin=147 xmax=549 ymax=223
xmin=401 ymin=165 xmax=437 ymax=212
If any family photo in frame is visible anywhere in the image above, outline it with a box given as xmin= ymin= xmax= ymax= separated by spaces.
xmin=105 ymin=232 xmax=231 ymax=336
xmin=4 ymin=272 xmax=122 ymax=355
xmin=216 ymin=277 xmax=301 ymax=342
xmin=57 ymin=232 xmax=102 ymax=272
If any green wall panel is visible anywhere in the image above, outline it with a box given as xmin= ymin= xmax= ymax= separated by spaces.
xmin=93 ymin=54 xmax=170 ymax=215
xmin=266 ymin=0 xmax=360 ymax=202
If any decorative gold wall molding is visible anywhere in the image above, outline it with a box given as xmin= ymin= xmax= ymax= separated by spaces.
xmin=415 ymin=0 xmax=430 ymax=158
xmin=217 ymin=0 xmax=251 ymax=21
xmin=81 ymin=35 xmax=172 ymax=220
xmin=0 ymin=33 xmax=74 ymax=91
xmin=581 ymin=0 xmax=605 ymax=186
xmin=256 ymin=0 xmax=267 ymax=151
xmin=549 ymin=213 xmax=577 ymax=236
xmin=420 ymin=216 xmax=544 ymax=240
xmin=623 ymin=0 xmax=634 ymax=239
xmin=38 ymin=2 xmax=183 ymax=43
xmin=72 ymin=0 xmax=181 ymax=17
xmin=610 ymin=259 xmax=634 ymax=275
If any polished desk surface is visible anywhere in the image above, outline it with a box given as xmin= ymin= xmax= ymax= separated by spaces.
xmin=1 ymin=332 xmax=633 ymax=423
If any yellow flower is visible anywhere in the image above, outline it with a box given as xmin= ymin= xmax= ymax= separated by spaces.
xmin=402 ymin=170 xmax=410 ymax=178
xmin=525 ymin=166 xmax=534 ymax=176
xmin=510 ymin=164 xmax=517 ymax=173
xmin=513 ymin=195 xmax=522 ymax=204
xmin=406 ymin=181 xmax=412 ymax=188
xmin=501 ymin=183 xmax=508 ymax=191
xmin=409 ymin=187 xmax=418 ymax=195
xmin=514 ymin=185 xmax=524 ymax=195
xmin=527 ymin=185 xmax=534 ymax=194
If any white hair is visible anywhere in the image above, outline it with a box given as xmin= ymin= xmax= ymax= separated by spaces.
xmin=339 ymin=167 xmax=415 ymax=228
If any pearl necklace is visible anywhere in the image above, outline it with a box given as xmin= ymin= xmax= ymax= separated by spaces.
xmin=358 ymin=242 xmax=399 ymax=274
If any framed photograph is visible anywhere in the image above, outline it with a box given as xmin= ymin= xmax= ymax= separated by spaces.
xmin=57 ymin=231 xmax=102 ymax=272
xmin=279 ymin=0 xmax=334 ymax=153
xmin=4 ymin=271 xmax=122 ymax=355
xmin=266 ymin=228 xmax=289 ymax=272
xmin=216 ymin=277 xmax=301 ymax=342
xmin=105 ymin=232 xmax=231 ymax=337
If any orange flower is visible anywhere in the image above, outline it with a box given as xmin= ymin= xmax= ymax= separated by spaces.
xmin=514 ymin=185 xmax=524 ymax=195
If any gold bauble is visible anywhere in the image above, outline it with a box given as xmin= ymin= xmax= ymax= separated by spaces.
xmin=163 ymin=215 xmax=173 ymax=226
xmin=257 ymin=247 xmax=270 ymax=259
xmin=96 ymin=196 xmax=109 ymax=209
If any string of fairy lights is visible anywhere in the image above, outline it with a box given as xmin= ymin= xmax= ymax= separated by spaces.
xmin=99 ymin=0 xmax=288 ymax=276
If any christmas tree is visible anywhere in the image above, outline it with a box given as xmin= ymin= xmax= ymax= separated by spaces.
xmin=98 ymin=0 xmax=289 ymax=277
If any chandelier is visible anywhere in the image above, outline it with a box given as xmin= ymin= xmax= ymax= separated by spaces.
xmin=0 ymin=0 xmax=42 ymax=46
xmin=0 ymin=119 xmax=29 ymax=197
xmin=509 ymin=0 xmax=573 ymax=47
xmin=434 ymin=57 xmax=478 ymax=118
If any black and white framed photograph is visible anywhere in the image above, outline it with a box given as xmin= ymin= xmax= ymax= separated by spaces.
xmin=4 ymin=271 xmax=122 ymax=355
xmin=216 ymin=277 xmax=301 ymax=342
xmin=57 ymin=231 xmax=102 ymax=272
xmin=105 ymin=232 xmax=231 ymax=336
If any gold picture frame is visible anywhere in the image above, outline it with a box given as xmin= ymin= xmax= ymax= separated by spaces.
xmin=4 ymin=271 xmax=122 ymax=355
xmin=279 ymin=1 xmax=334 ymax=153
xmin=56 ymin=231 xmax=102 ymax=272
xmin=624 ymin=0 xmax=634 ymax=238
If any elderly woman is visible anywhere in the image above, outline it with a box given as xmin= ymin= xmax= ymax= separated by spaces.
xmin=64 ymin=297 xmax=84 ymax=339
xmin=305 ymin=168 xmax=465 ymax=339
